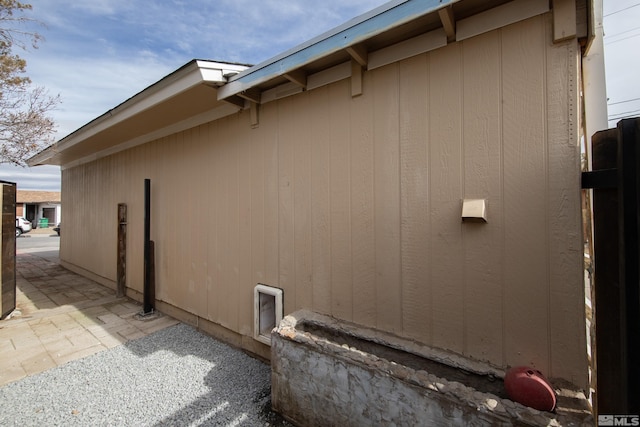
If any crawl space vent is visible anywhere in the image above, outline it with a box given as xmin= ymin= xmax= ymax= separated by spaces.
xmin=254 ymin=284 xmax=283 ymax=345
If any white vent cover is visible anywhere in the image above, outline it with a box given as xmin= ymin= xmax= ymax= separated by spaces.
xmin=254 ymin=284 xmax=283 ymax=345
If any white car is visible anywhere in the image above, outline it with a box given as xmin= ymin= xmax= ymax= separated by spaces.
xmin=16 ymin=217 xmax=32 ymax=237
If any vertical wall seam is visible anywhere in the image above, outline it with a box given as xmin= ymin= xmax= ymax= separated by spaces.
xmin=236 ymin=131 xmax=241 ymax=330
xmin=328 ymin=91 xmax=334 ymax=316
xmin=543 ymin=15 xmax=552 ymax=376
xmin=397 ymin=62 xmax=403 ymax=334
xmin=349 ymin=88 xmax=355 ymax=321
xmin=427 ymin=53 xmax=434 ymax=346
xmin=276 ymin=103 xmax=281 ymax=298
xmin=425 ymin=52 xmax=432 ymax=346
xmin=329 ymin=92 xmax=334 ymax=313
xmin=460 ymin=41 xmax=467 ymax=356
xmin=499 ymin=27 xmax=507 ymax=369
xmin=372 ymin=71 xmax=377 ymax=329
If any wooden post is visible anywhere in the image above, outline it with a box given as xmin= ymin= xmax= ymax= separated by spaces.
xmin=0 ymin=181 xmax=16 ymax=319
xmin=589 ymin=128 xmax=621 ymax=413
xmin=584 ymin=118 xmax=640 ymax=414
xmin=617 ymin=119 xmax=640 ymax=412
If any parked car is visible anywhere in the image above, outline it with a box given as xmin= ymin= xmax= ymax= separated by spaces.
xmin=53 ymin=223 xmax=60 ymax=236
xmin=16 ymin=217 xmax=32 ymax=237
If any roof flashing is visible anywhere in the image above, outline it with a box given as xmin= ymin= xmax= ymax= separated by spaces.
xmin=217 ymin=0 xmax=460 ymax=100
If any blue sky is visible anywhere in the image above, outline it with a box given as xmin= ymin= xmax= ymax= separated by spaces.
xmin=0 ymin=0 xmax=637 ymax=191
xmin=603 ymin=0 xmax=640 ymax=124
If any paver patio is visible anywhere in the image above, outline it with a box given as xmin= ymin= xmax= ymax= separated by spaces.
xmin=0 ymin=250 xmax=179 ymax=386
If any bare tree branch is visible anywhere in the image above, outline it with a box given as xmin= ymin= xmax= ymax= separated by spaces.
xmin=0 ymin=0 xmax=59 ymax=167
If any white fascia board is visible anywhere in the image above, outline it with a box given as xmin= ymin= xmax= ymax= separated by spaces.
xmin=28 ymin=60 xmax=248 ymax=167
xmin=217 ymin=0 xmax=460 ymax=100
xmin=197 ymin=60 xmax=248 ymax=83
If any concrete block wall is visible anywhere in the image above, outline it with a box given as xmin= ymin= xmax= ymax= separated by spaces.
xmin=271 ymin=310 xmax=593 ymax=426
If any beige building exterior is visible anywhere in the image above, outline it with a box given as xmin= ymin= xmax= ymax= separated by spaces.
xmin=30 ymin=0 xmax=605 ymax=391
xmin=16 ymin=190 xmax=62 ymax=227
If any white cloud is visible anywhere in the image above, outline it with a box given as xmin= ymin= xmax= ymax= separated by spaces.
xmin=12 ymin=0 xmax=388 ymax=190
xmin=21 ymin=0 xmax=388 ymax=138
xmin=603 ymin=0 xmax=640 ymax=125
xmin=0 ymin=164 xmax=61 ymax=191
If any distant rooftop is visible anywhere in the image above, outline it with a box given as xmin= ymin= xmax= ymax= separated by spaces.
xmin=17 ymin=190 xmax=61 ymax=204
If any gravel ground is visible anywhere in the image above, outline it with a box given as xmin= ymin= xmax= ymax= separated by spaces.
xmin=0 ymin=324 xmax=292 ymax=426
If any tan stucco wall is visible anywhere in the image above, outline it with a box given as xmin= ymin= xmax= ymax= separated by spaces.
xmin=61 ymin=14 xmax=587 ymax=388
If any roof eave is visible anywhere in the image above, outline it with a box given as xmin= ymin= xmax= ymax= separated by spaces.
xmin=27 ymin=60 xmax=249 ymax=167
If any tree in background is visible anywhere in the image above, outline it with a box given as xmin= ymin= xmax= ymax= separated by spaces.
xmin=0 ymin=0 xmax=59 ymax=166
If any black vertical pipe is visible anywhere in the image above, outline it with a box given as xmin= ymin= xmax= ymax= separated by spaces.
xmin=143 ymin=179 xmax=152 ymax=314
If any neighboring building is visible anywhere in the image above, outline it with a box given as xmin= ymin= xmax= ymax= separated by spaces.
xmin=16 ymin=190 xmax=61 ymax=228
xmin=29 ymin=0 xmax=606 ymax=394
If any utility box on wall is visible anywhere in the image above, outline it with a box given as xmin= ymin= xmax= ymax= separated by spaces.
xmin=0 ymin=181 xmax=16 ymax=319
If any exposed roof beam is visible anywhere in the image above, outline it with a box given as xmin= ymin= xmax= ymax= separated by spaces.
xmin=217 ymin=0 xmax=459 ymax=101
xmin=346 ymin=44 xmax=369 ymax=68
xmin=284 ymin=69 xmax=307 ymax=89
xmin=223 ymin=95 xmax=246 ymax=109
xmin=351 ymin=60 xmax=363 ymax=97
xmin=552 ymin=0 xmax=577 ymax=42
xmin=456 ymin=0 xmax=549 ymax=41
xmin=438 ymin=6 xmax=456 ymax=41
xmin=238 ymin=88 xmax=262 ymax=104
xmin=250 ymin=102 xmax=259 ymax=128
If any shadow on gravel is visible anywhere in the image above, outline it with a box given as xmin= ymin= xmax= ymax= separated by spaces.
xmin=123 ymin=324 xmax=292 ymax=426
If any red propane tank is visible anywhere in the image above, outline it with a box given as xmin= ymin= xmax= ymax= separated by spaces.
xmin=504 ymin=366 xmax=557 ymax=412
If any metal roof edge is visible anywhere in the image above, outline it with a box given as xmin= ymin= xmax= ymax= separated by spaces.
xmin=217 ymin=0 xmax=459 ymax=100
xmin=27 ymin=59 xmax=250 ymax=167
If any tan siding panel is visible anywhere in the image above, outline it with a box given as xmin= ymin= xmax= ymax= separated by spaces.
xmin=350 ymin=77 xmax=377 ymax=326
xmin=176 ymin=131 xmax=190 ymax=312
xmin=501 ymin=16 xmax=550 ymax=372
xmin=250 ymin=115 xmax=266 ymax=288
xmin=309 ymin=86 xmax=332 ymax=315
xmin=278 ymin=98 xmax=296 ymax=315
xmin=193 ymin=126 xmax=210 ymax=317
xmin=293 ymin=93 xmax=314 ymax=311
xmin=237 ymin=119 xmax=254 ymax=336
xmin=153 ymin=137 xmax=168 ymax=304
xmin=545 ymin=24 xmax=587 ymax=384
xmin=263 ymin=103 xmax=280 ymax=288
xmin=461 ymin=31 xmax=504 ymax=365
xmin=429 ymin=43 xmax=464 ymax=354
xmin=207 ymin=122 xmax=222 ymax=323
xmin=329 ymin=79 xmax=353 ymax=321
xmin=399 ymin=54 xmax=431 ymax=343
xmin=224 ymin=117 xmax=241 ymax=332
xmin=373 ymin=63 xmax=402 ymax=333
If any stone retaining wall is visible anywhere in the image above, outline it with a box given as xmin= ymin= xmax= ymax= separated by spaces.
xmin=271 ymin=310 xmax=593 ymax=426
